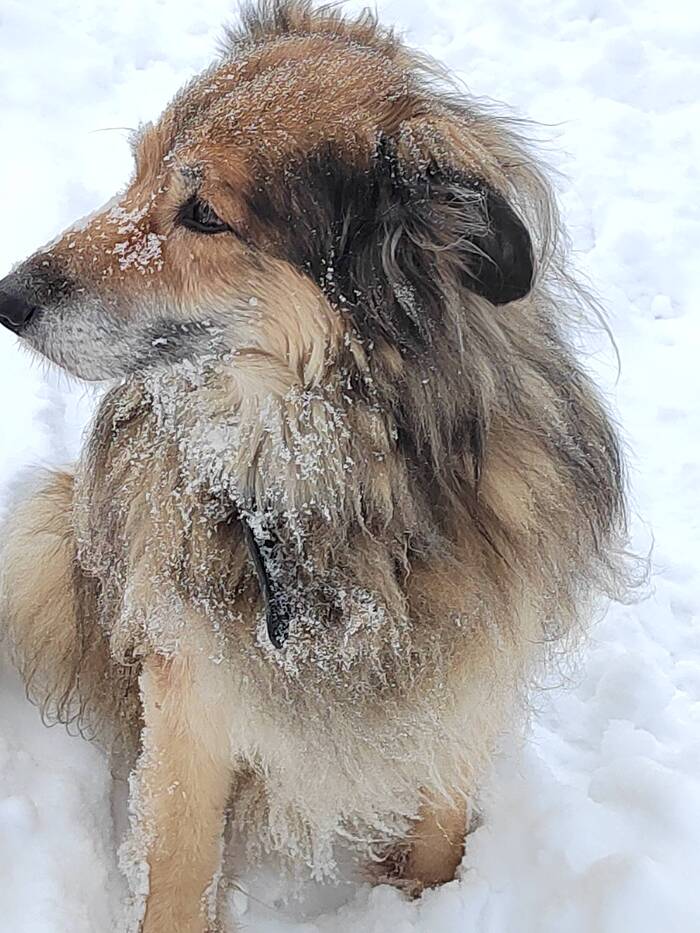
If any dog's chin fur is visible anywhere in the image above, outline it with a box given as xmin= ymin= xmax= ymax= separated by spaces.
xmin=1 ymin=0 xmax=631 ymax=902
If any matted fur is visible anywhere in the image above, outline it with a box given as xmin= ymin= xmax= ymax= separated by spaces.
xmin=0 ymin=0 xmax=629 ymax=925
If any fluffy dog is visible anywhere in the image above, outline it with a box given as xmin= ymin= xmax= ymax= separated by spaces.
xmin=0 ymin=2 xmax=627 ymax=930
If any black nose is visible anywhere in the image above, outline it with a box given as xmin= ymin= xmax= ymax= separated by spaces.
xmin=0 ymin=290 xmax=40 ymax=334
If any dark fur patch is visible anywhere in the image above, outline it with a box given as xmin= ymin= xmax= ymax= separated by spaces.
xmin=247 ymin=138 xmax=534 ymax=354
xmin=240 ymin=516 xmax=290 ymax=648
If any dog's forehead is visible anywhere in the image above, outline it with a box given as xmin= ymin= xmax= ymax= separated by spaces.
xmin=163 ymin=37 xmax=415 ymax=162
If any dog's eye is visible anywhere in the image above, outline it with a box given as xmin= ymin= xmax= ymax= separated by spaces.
xmin=178 ymin=198 xmax=231 ymax=234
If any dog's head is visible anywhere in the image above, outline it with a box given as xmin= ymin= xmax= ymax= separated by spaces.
xmin=1 ymin=4 xmax=630 ymax=657
xmin=0 ymin=1 xmax=535 ymax=386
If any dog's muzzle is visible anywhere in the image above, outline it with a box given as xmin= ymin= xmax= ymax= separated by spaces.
xmin=0 ymin=282 xmax=41 ymax=335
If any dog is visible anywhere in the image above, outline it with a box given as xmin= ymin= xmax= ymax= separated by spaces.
xmin=0 ymin=2 xmax=628 ymax=930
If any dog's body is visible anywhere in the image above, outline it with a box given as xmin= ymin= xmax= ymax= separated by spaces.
xmin=0 ymin=3 xmax=627 ymax=930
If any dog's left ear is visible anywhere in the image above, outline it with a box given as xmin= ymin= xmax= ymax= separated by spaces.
xmin=249 ymin=132 xmax=535 ymax=350
xmin=376 ymin=134 xmax=535 ymax=309
xmin=425 ymin=172 xmax=535 ymax=307
xmin=327 ymin=134 xmax=535 ymax=351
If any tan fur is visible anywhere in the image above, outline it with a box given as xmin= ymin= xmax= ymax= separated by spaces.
xmin=370 ymin=792 xmax=471 ymax=894
xmin=0 ymin=3 xmax=631 ymax=931
xmin=406 ymin=796 xmax=470 ymax=889
xmin=135 ymin=649 xmax=235 ymax=933
xmin=0 ymin=471 xmax=140 ymax=751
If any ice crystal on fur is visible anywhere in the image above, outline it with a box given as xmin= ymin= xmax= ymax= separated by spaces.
xmin=114 ymin=232 xmax=165 ymax=273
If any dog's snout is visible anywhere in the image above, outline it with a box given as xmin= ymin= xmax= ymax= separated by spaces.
xmin=0 ymin=287 xmax=40 ymax=334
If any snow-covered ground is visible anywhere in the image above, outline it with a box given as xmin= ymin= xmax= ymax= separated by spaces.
xmin=1 ymin=1 xmax=699 ymax=930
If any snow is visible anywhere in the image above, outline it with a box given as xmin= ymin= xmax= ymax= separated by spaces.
xmin=1 ymin=0 xmax=699 ymax=930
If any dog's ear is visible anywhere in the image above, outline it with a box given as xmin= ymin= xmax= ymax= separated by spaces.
xmin=346 ymin=136 xmax=534 ymax=349
xmin=418 ymin=171 xmax=535 ymax=307
xmin=249 ymin=134 xmax=534 ymax=351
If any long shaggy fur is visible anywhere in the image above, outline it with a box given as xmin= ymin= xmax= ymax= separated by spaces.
xmin=1 ymin=0 xmax=629 ymax=903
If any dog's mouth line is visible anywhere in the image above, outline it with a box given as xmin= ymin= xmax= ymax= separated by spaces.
xmin=19 ymin=306 xmax=230 ymax=379
xmin=126 ymin=318 xmax=228 ymax=371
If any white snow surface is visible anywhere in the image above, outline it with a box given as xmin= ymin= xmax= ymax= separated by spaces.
xmin=1 ymin=1 xmax=699 ymax=930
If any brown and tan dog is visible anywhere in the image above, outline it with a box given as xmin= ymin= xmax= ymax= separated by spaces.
xmin=0 ymin=2 xmax=628 ymax=930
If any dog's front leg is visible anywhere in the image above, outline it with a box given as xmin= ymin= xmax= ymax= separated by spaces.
xmin=128 ymin=647 xmax=234 ymax=933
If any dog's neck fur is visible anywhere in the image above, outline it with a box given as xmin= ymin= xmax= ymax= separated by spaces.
xmin=72 ymin=351 xmax=423 ymax=664
xmin=72 ymin=298 xmax=627 ymax=671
